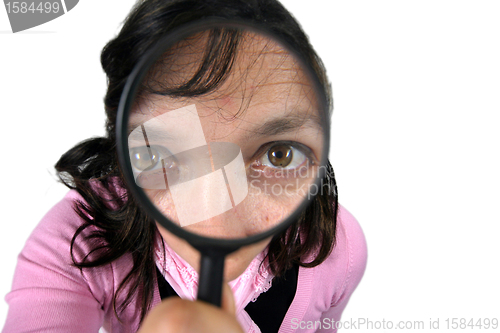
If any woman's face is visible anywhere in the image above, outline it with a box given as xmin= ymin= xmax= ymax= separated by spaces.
xmin=128 ymin=32 xmax=325 ymax=280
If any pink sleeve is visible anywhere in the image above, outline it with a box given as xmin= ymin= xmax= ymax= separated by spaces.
xmin=2 ymin=192 xmax=112 ymax=333
xmin=317 ymin=205 xmax=368 ymax=332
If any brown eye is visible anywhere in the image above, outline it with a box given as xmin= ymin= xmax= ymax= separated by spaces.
xmin=130 ymin=146 xmax=160 ymax=171
xmin=258 ymin=143 xmax=308 ymax=170
xmin=268 ymin=144 xmax=293 ymax=167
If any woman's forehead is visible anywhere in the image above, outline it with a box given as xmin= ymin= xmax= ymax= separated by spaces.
xmin=133 ymin=86 xmax=317 ymax=126
xmin=132 ymin=30 xmax=320 ymax=132
xmin=146 ymin=30 xmax=309 ymax=94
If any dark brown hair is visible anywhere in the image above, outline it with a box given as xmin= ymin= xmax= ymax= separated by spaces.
xmin=55 ymin=0 xmax=338 ymax=323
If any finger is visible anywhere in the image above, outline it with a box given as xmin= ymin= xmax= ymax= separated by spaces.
xmin=138 ymin=297 xmax=244 ymax=333
xmin=220 ymin=282 xmax=236 ymax=315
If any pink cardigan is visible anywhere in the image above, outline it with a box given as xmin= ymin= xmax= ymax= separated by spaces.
xmin=3 ymin=190 xmax=367 ymax=332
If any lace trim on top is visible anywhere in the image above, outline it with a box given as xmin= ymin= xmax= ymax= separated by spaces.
xmin=154 ymin=238 xmax=274 ymax=305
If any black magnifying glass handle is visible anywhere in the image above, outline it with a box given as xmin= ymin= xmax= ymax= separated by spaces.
xmin=196 ymin=246 xmax=239 ymax=307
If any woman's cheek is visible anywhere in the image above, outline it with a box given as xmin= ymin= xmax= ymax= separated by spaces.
xmin=146 ymin=164 xmax=314 ymax=238
xmin=148 ymin=189 xmax=180 ymax=223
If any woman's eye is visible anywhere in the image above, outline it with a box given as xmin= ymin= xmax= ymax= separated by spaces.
xmin=130 ymin=146 xmax=159 ymax=171
xmin=130 ymin=146 xmax=173 ymax=171
xmin=268 ymin=144 xmax=293 ymax=167
xmin=259 ymin=144 xmax=308 ymax=169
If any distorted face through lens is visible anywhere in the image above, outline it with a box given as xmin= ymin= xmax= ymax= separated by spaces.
xmin=127 ymin=29 xmax=326 ymax=240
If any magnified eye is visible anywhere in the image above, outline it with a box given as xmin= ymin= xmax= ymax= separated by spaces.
xmin=130 ymin=145 xmax=176 ymax=172
xmin=260 ymin=143 xmax=307 ymax=169
xmin=130 ymin=146 xmax=160 ymax=171
xmin=268 ymin=144 xmax=292 ymax=167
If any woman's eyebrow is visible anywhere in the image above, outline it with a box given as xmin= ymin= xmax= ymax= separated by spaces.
xmin=128 ymin=122 xmax=176 ymax=142
xmin=245 ymin=113 xmax=324 ymax=139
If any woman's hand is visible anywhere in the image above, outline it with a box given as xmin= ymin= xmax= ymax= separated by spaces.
xmin=138 ymin=284 xmax=244 ymax=333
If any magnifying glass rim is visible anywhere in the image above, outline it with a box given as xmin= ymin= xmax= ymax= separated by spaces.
xmin=117 ymin=18 xmax=331 ymax=250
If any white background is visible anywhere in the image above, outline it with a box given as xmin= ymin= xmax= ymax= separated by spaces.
xmin=1 ymin=1 xmax=499 ymax=331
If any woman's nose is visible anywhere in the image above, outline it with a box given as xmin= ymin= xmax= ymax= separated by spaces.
xmin=168 ymin=141 xmax=248 ymax=229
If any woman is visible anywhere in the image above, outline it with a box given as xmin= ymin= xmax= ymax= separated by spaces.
xmin=3 ymin=0 xmax=366 ymax=332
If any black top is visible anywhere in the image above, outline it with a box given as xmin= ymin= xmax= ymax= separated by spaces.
xmin=156 ymin=264 xmax=298 ymax=333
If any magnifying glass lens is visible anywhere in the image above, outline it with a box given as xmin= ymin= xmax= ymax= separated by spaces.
xmin=118 ymin=22 xmax=329 ymax=305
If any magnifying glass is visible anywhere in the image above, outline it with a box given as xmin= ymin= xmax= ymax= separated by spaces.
xmin=116 ymin=19 xmax=330 ymax=307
